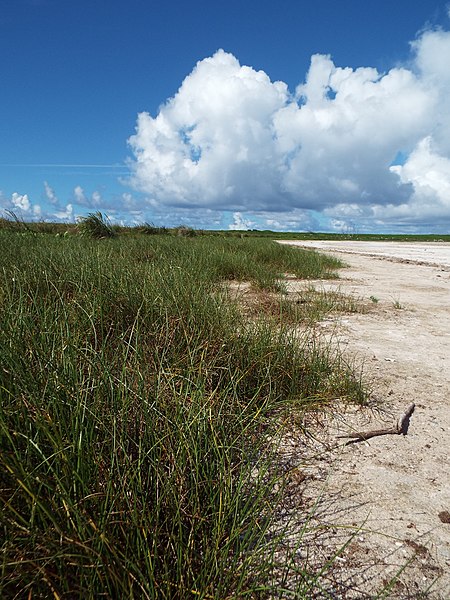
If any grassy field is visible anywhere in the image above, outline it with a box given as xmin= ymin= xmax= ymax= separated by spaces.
xmin=2 ymin=212 xmax=449 ymax=242
xmin=0 ymin=228 xmax=366 ymax=598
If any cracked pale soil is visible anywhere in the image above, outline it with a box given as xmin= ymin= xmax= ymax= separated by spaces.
xmin=278 ymin=241 xmax=450 ymax=599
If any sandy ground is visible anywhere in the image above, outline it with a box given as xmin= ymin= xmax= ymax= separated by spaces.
xmin=278 ymin=241 xmax=450 ymax=599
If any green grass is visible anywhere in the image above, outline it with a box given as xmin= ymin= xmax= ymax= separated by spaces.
xmin=238 ymin=285 xmax=362 ymax=326
xmin=2 ymin=211 xmax=449 ymax=241
xmin=0 ymin=231 xmax=366 ymax=598
xmin=77 ymin=211 xmax=116 ymax=238
xmin=227 ymin=230 xmax=450 ymax=242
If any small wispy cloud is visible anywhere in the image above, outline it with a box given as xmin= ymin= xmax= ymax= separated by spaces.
xmin=74 ymin=185 xmax=86 ymax=203
xmin=72 ymin=185 xmax=103 ymax=207
xmin=44 ymin=181 xmax=58 ymax=205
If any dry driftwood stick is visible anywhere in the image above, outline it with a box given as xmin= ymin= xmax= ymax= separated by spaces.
xmin=396 ymin=402 xmax=415 ymax=434
xmin=338 ymin=403 xmax=415 ymax=445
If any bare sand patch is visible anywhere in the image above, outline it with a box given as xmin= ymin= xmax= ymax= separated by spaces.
xmin=279 ymin=240 xmax=450 ymax=269
xmin=279 ymin=241 xmax=450 ymax=598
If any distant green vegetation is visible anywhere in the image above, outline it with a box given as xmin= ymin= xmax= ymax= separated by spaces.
xmin=244 ymin=230 xmax=450 ymax=242
xmin=0 ymin=230 xmax=365 ymax=598
xmin=1 ymin=212 xmax=449 ymax=241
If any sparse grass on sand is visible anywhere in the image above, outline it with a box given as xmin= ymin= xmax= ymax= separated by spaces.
xmin=0 ymin=231 xmax=365 ymax=598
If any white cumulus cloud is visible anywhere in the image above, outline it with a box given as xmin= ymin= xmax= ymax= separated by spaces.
xmin=386 ymin=136 xmax=450 ymax=221
xmin=0 ymin=191 xmax=44 ymax=220
xmin=228 ymin=212 xmax=255 ymax=230
xmin=53 ymin=203 xmax=74 ymax=221
xmin=12 ymin=192 xmax=31 ymax=212
xmin=128 ymin=49 xmax=289 ymax=211
xmin=127 ymin=26 xmax=450 ymax=229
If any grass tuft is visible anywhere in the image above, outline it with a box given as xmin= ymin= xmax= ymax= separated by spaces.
xmin=77 ymin=211 xmax=116 ymax=239
xmin=0 ymin=232 xmax=366 ymax=598
xmin=137 ymin=221 xmax=170 ymax=235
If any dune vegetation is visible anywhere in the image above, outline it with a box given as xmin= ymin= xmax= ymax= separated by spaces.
xmin=0 ymin=223 xmax=366 ymax=598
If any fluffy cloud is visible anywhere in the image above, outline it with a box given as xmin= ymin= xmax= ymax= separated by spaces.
xmin=127 ymin=27 xmax=450 ymax=229
xmin=0 ymin=186 xmax=79 ymax=223
xmin=228 ymin=212 xmax=255 ymax=231
xmin=0 ymin=191 xmax=42 ymax=219
xmin=128 ymin=50 xmax=289 ymax=211
xmin=274 ymin=54 xmax=433 ymax=209
xmin=53 ymin=203 xmax=74 ymax=221
xmin=382 ymin=137 xmax=450 ymax=222
xmin=11 ymin=192 xmax=31 ymax=212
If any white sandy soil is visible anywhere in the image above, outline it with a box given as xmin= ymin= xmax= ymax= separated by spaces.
xmin=282 ymin=240 xmax=450 ymax=269
xmin=277 ymin=241 xmax=450 ymax=599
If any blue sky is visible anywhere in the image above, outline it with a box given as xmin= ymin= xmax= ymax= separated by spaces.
xmin=1 ymin=0 xmax=450 ymax=232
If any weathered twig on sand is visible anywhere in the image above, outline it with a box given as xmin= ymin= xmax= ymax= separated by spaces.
xmin=337 ymin=403 xmax=415 ymax=445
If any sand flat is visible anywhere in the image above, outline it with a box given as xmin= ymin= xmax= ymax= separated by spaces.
xmin=278 ymin=240 xmax=450 ymax=598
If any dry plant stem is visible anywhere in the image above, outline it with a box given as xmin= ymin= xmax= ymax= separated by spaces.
xmin=337 ymin=403 xmax=415 ymax=445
